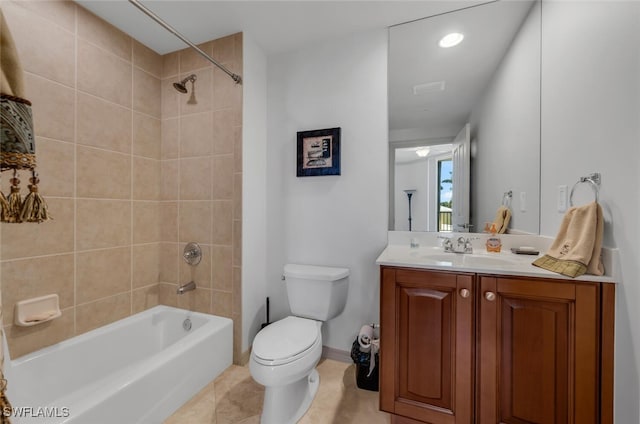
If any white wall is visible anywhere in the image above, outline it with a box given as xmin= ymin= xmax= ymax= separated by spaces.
xmin=469 ymin=0 xmax=540 ymax=234
xmin=266 ymin=29 xmax=388 ymax=351
xmin=242 ymin=33 xmax=268 ymax=353
xmin=395 ymin=160 xmax=429 ymax=232
xmin=539 ymin=1 xmax=640 ymax=421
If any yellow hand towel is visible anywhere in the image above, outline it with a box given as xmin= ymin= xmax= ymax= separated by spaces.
xmin=492 ymin=206 xmax=511 ymax=234
xmin=532 ymin=201 xmax=604 ymax=278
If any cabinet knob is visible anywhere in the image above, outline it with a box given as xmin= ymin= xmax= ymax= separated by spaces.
xmin=459 ymin=288 xmax=471 ymax=298
xmin=484 ymin=291 xmax=496 ymax=301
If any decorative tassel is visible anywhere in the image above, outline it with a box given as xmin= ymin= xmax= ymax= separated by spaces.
xmin=19 ymin=171 xmax=50 ymax=223
xmin=0 ymin=190 xmax=9 ymax=223
xmin=0 ymin=373 xmax=12 ymax=424
xmin=7 ymin=172 xmax=22 ymax=223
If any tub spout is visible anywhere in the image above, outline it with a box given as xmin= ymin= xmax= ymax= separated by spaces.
xmin=177 ymin=281 xmax=196 ymax=294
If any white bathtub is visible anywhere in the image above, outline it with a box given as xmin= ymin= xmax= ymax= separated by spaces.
xmin=4 ymin=305 xmax=233 ymax=424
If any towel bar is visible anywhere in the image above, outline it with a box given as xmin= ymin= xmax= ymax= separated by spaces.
xmin=570 ymin=173 xmax=601 ymax=206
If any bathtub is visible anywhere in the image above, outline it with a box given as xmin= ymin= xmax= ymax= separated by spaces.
xmin=3 ymin=305 xmax=233 ymax=424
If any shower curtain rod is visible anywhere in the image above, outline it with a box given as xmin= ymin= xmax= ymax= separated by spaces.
xmin=128 ymin=0 xmax=242 ymax=85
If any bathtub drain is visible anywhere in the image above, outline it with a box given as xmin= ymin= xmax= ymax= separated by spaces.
xmin=183 ymin=318 xmax=192 ymax=331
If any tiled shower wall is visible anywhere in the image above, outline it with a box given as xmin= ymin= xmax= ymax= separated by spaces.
xmin=0 ymin=1 xmax=243 ymax=361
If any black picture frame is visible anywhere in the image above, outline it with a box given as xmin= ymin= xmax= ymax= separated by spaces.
xmin=296 ymin=127 xmax=341 ymax=177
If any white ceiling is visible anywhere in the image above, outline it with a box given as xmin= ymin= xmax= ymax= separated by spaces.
xmin=75 ymin=0 xmax=489 ymax=55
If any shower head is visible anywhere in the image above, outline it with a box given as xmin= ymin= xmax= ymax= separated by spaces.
xmin=173 ymin=74 xmax=197 ymax=93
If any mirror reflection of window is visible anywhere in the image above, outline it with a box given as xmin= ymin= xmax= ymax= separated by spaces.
xmin=438 ymin=159 xmax=453 ymax=232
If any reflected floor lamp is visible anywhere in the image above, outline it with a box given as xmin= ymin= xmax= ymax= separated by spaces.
xmin=404 ymin=189 xmax=416 ymax=231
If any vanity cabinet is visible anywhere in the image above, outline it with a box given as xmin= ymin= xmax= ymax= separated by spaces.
xmin=379 ymin=266 xmax=615 ymax=424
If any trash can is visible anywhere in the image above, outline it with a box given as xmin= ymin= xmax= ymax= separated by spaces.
xmin=350 ymin=338 xmax=379 ymax=391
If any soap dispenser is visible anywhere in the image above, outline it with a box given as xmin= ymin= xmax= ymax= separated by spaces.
xmin=485 ymin=223 xmax=502 ymax=253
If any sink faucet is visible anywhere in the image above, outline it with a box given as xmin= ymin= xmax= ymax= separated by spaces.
xmin=438 ymin=236 xmax=477 ymax=254
xmin=177 ymin=280 xmax=196 ymax=294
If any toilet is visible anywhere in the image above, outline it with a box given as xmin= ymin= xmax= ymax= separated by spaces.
xmin=250 ymin=264 xmax=349 ymax=424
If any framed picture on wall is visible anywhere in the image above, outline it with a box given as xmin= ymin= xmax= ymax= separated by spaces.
xmin=296 ymin=127 xmax=341 ymax=177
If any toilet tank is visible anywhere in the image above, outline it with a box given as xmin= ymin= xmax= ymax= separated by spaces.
xmin=284 ymin=264 xmax=349 ymax=321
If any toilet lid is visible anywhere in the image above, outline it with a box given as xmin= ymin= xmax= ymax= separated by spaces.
xmin=253 ymin=316 xmax=320 ymax=363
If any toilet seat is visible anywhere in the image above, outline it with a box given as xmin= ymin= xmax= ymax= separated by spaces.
xmin=252 ymin=316 xmax=320 ymax=366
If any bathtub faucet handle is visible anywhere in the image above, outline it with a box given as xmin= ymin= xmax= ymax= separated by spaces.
xmin=177 ymin=280 xmax=196 ymax=295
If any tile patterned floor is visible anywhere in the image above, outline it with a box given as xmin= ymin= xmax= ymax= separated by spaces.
xmin=164 ymin=359 xmax=390 ymax=424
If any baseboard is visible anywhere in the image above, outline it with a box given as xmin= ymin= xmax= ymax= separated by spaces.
xmin=322 ymin=345 xmax=352 ymax=363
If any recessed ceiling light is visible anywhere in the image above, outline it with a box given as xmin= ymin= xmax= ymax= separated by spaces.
xmin=416 ymin=148 xmax=430 ymax=157
xmin=439 ymin=32 xmax=464 ymax=48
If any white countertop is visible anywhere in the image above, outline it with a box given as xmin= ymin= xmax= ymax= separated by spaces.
xmin=376 ymin=231 xmax=618 ymax=283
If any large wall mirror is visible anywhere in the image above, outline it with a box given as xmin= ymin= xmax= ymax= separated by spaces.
xmin=389 ymin=0 xmax=541 ymax=234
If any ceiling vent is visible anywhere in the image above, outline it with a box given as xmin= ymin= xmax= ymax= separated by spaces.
xmin=413 ymin=81 xmax=445 ymax=95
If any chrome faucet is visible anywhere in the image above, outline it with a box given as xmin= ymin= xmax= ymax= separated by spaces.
xmin=439 ymin=236 xmax=477 ymax=254
xmin=177 ymin=280 xmax=196 ymax=294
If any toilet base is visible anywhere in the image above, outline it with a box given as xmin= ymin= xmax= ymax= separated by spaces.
xmin=260 ymin=368 xmax=320 ymax=424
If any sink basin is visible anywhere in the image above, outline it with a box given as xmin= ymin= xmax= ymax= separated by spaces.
xmin=408 ymin=249 xmax=520 ymax=268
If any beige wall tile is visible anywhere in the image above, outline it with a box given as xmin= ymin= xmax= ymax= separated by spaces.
xmin=9 ymin=0 xmax=76 ymax=33
xmin=77 ymin=146 xmax=131 ymax=199
xmin=161 ymin=160 xmax=179 ymax=201
xmin=233 ymin=172 xmax=242 ymax=220
xmin=159 ymin=243 xmax=179 ymax=283
xmin=161 ymin=118 xmax=179 ymax=160
xmin=25 ymin=73 xmax=75 ymax=143
xmin=133 ymin=113 xmax=161 ymax=159
xmin=3 ymin=2 xmax=75 ymax=88
xmin=180 ymin=201 xmax=212 ymax=244
xmin=78 ymin=40 xmax=132 ymax=108
xmin=133 ymin=244 xmax=160 ymax=288
xmin=177 ymin=287 xmax=211 ymax=314
xmin=179 ymin=42 xmax=213 ymax=73
xmin=211 ymin=35 xmax=236 ymax=66
xmin=162 ymin=52 xmax=179 ymax=79
xmin=133 ymin=40 xmax=162 ymax=78
xmin=76 ymin=199 xmax=131 ymax=250
xmin=212 ymin=109 xmax=235 ymax=155
xmin=213 ymin=64 xmax=242 ymax=112
xmin=212 ymin=245 xmax=232 ymax=292
xmin=76 ymin=247 xmax=131 ymax=304
xmin=179 ymin=69 xmax=213 ymax=116
xmin=133 ymin=201 xmax=160 ymax=244
xmin=180 ymin=112 xmax=213 ymax=158
xmin=180 ymin=157 xmax=212 ymax=201
xmin=233 ymin=266 xmax=242 ymax=315
xmin=212 ymin=290 xmax=232 ymax=318
xmin=132 ymin=284 xmax=159 ymax=313
xmin=35 ymin=137 xmax=74 ymax=198
xmin=6 ymin=309 xmax=74 ymax=359
xmin=159 ymin=202 xmax=178 ymax=241
xmin=77 ymin=93 xmax=132 ymax=153
xmin=133 ymin=68 xmax=161 ymax=118
xmin=1 ymin=254 xmax=74 ymax=325
xmin=180 ymin=243 xmax=212 ymax=289
xmin=211 ymin=200 xmax=233 ymax=245
xmin=76 ymin=292 xmax=131 ymax=335
xmin=161 ymin=79 xmax=180 ymax=119
xmin=212 ymin=155 xmax=234 ymax=200
xmin=158 ymin=282 xmax=178 ymax=307
xmin=233 ymin=219 xmax=242 ymax=267
xmin=77 ymin=6 xmax=131 ymax=61
xmin=234 ymin=126 xmax=242 ymax=172
xmin=1 ymin=198 xmax=74 ymax=260
xmin=132 ymin=157 xmax=161 ymax=201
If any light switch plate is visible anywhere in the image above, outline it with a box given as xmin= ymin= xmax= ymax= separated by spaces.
xmin=519 ymin=192 xmax=526 ymax=212
xmin=557 ymin=185 xmax=568 ymax=212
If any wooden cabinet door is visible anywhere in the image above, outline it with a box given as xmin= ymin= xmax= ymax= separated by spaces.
xmin=477 ymin=276 xmax=600 ymax=424
xmin=380 ymin=267 xmax=474 ymax=424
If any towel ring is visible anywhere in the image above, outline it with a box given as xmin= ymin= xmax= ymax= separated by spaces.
xmin=569 ymin=173 xmax=601 ymax=206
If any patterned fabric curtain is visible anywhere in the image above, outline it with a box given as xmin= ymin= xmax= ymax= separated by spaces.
xmin=0 ymin=9 xmax=49 ymax=224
